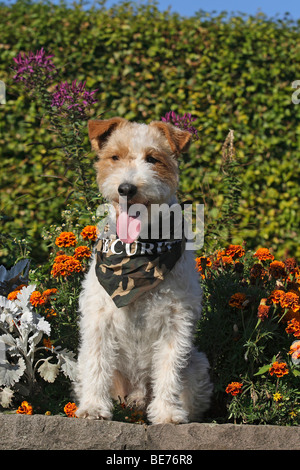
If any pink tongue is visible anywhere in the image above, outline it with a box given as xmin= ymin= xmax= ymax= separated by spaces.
xmin=117 ymin=211 xmax=141 ymax=243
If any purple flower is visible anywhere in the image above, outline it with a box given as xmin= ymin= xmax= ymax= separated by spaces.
xmin=12 ymin=47 xmax=57 ymax=88
xmin=161 ymin=111 xmax=199 ymax=140
xmin=51 ymin=80 xmax=98 ymax=118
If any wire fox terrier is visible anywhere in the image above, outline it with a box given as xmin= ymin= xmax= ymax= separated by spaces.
xmin=75 ymin=117 xmax=213 ymax=424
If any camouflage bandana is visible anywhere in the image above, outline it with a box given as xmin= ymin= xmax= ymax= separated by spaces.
xmin=95 ymin=235 xmax=186 ymax=308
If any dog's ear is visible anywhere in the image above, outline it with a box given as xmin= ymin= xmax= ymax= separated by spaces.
xmin=88 ymin=117 xmax=127 ymax=152
xmin=149 ymin=121 xmax=192 ymax=155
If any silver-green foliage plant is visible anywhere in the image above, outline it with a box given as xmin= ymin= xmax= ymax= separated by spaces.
xmin=0 ymin=285 xmax=77 ymax=408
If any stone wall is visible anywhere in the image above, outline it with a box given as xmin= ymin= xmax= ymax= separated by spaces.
xmin=0 ymin=415 xmax=299 ymax=450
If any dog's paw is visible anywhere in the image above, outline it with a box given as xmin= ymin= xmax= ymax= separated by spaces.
xmin=76 ymin=406 xmax=112 ymax=420
xmin=126 ymin=390 xmax=147 ymax=410
xmin=147 ymin=401 xmax=189 ymax=425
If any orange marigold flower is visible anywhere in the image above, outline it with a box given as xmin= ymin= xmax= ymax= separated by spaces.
xmin=64 ymin=402 xmax=78 ymax=418
xmin=7 ymin=284 xmax=27 ymax=301
xmin=54 ymin=254 xmax=69 ymax=263
xmin=15 ymin=284 xmax=27 ymax=290
xmin=43 ymin=337 xmax=53 ymax=349
xmin=42 ymin=288 xmax=57 ymax=297
xmin=16 ymin=401 xmax=33 ymax=415
xmin=64 ymin=257 xmax=82 ymax=273
xmin=216 ymin=249 xmax=225 ymax=259
xmin=80 ymin=225 xmax=98 ymax=241
xmin=269 ymin=260 xmax=286 ymax=279
xmin=221 ymin=255 xmax=234 ymax=265
xmin=51 ymin=256 xmax=82 ymax=278
xmin=288 ymin=341 xmax=300 ymax=361
xmin=55 ymin=231 xmax=77 ymax=248
xmin=74 ymin=245 xmax=92 ymax=260
xmin=216 ymin=250 xmax=235 ymax=265
xmin=7 ymin=290 xmax=20 ymax=301
xmin=285 ymin=318 xmax=300 ymax=338
xmin=257 ymin=304 xmax=270 ymax=321
xmin=39 ymin=288 xmax=58 ymax=304
xmin=225 ymin=382 xmax=243 ymax=396
xmin=225 ymin=244 xmax=245 ymax=259
xmin=268 ymin=289 xmax=286 ymax=305
xmin=253 ymin=248 xmax=274 ymax=261
xmin=280 ymin=291 xmax=300 ymax=313
xmin=269 ymin=361 xmax=289 ymax=378
xmin=195 ymin=256 xmax=212 ymax=278
xmin=51 ymin=262 xmax=68 ymax=278
xmin=45 ymin=308 xmax=57 ymax=318
xmin=229 ymin=293 xmax=247 ymax=308
xmin=195 ymin=256 xmax=212 ymax=270
xmin=30 ymin=291 xmax=46 ymax=307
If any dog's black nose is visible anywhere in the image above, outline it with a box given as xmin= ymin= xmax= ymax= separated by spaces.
xmin=118 ymin=183 xmax=137 ymax=199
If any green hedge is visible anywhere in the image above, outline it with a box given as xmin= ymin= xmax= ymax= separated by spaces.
xmin=1 ymin=0 xmax=300 ymax=263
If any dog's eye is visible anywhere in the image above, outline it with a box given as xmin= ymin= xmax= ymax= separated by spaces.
xmin=146 ymin=155 xmax=158 ymax=164
xmin=111 ymin=155 xmax=119 ymax=161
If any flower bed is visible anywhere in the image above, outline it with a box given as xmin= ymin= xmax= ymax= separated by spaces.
xmin=196 ymin=245 xmax=300 ymax=425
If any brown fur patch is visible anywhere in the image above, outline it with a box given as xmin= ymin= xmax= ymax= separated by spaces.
xmin=144 ymin=148 xmax=178 ymax=192
xmin=94 ymin=140 xmax=131 ymax=189
xmin=88 ymin=117 xmax=127 ymax=153
xmin=149 ymin=121 xmax=192 ymax=155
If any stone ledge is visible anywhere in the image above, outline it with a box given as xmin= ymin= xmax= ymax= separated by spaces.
xmin=0 ymin=414 xmax=299 ymax=450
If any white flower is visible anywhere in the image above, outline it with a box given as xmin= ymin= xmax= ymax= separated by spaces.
xmin=0 ymin=387 xmax=14 ymax=408
xmin=0 ymin=282 xmax=76 ymax=399
xmin=38 ymin=358 xmax=60 ymax=383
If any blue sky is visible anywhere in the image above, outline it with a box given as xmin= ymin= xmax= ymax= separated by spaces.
xmin=103 ymin=0 xmax=300 ymax=19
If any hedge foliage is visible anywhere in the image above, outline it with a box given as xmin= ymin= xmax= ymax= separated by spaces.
xmin=1 ymin=0 xmax=300 ymax=263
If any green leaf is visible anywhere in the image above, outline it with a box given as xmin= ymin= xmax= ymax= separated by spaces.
xmin=254 ymin=364 xmax=271 ymax=376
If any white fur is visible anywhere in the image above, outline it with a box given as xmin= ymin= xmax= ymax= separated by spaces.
xmin=75 ymin=121 xmax=213 ymax=424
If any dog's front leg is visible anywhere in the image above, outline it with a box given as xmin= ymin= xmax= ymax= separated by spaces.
xmin=147 ymin=312 xmax=193 ymax=424
xmin=75 ymin=319 xmax=117 ymax=420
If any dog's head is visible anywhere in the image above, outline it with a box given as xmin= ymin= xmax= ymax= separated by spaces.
xmin=89 ymin=117 xmax=191 ymax=206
